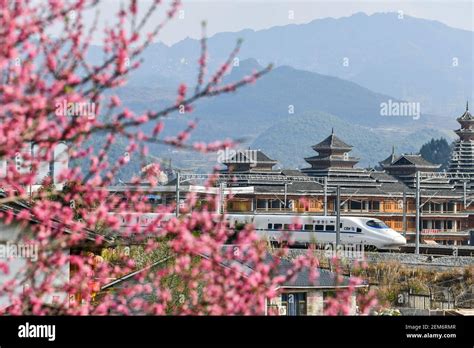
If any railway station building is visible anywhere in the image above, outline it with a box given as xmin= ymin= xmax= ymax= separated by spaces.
xmin=109 ymin=104 xmax=474 ymax=246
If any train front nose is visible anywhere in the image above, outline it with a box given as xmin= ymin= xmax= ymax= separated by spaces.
xmin=393 ymin=234 xmax=407 ymax=246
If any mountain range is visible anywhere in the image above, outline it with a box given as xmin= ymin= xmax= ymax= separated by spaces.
xmin=122 ymin=58 xmax=455 ymax=169
xmin=125 ymin=12 xmax=473 ymax=116
xmin=84 ymin=12 xmax=471 ymax=175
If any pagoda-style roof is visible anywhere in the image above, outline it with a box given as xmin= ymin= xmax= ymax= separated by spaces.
xmin=457 ymin=101 xmax=473 ymax=122
xmin=222 ymin=150 xmax=277 ymax=166
xmin=388 ymin=154 xmax=440 ymax=169
xmin=221 ymin=149 xmax=278 ymax=173
xmin=379 ymin=146 xmax=397 ymax=167
xmin=311 ymin=130 xmax=352 ymax=151
xmin=455 ymin=128 xmax=474 ymax=138
xmin=303 ymin=131 xmax=361 ymax=174
xmin=254 ymin=151 xmax=277 ymax=164
xmin=448 ymin=142 xmax=474 ymax=170
xmin=448 ymin=103 xmax=474 ymax=188
xmin=381 ymin=154 xmax=449 ymax=188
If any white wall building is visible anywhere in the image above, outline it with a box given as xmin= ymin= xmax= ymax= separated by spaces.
xmin=0 ymin=142 xmax=69 ymax=192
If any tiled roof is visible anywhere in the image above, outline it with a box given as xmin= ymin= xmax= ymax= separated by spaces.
xmin=253 ymin=181 xmax=324 ymax=194
xmin=370 ymin=171 xmax=401 ymax=183
xmin=458 ymin=102 xmax=473 ymax=121
xmin=0 ymin=191 xmax=112 ymax=243
xmin=223 ymin=150 xmax=277 ymax=164
xmin=391 ymin=154 xmax=440 ymax=168
xmin=255 ymin=151 xmax=277 ymax=163
xmin=281 ymin=169 xmax=307 ymax=177
xmin=379 ymin=153 xmax=397 ymax=166
xmin=312 ymin=133 xmax=352 ymax=150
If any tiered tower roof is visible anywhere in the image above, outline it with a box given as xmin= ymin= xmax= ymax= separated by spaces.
xmin=311 ymin=129 xmax=353 ymax=152
xmin=448 ymin=102 xmax=474 ymax=188
xmin=454 ymin=101 xmax=474 ymax=141
xmin=304 ymin=129 xmax=360 ymax=170
xmin=301 ymin=130 xmax=378 ymax=187
xmin=381 ymin=153 xmax=449 ymax=189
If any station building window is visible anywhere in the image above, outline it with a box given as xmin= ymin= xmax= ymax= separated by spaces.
xmin=350 ymin=200 xmax=362 ymax=210
xmin=281 ymin=292 xmax=307 ymax=316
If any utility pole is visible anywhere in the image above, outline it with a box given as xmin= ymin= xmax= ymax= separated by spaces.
xmin=336 ymin=185 xmax=341 ymax=248
xmin=284 ymin=182 xmax=287 ymax=212
xmin=175 ymin=171 xmax=180 ymax=217
xmin=323 ymin=177 xmax=328 ymax=216
xmin=402 ymin=189 xmax=407 ymax=237
xmin=415 ymin=171 xmax=420 ymax=254
xmin=218 ymin=182 xmax=226 ymax=214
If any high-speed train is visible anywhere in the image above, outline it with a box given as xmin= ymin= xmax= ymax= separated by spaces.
xmin=112 ymin=212 xmax=406 ymax=250
xmin=226 ymin=214 xmax=406 ymax=250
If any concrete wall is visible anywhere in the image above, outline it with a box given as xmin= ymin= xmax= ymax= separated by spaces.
xmin=0 ymin=221 xmax=70 ymax=310
xmin=307 ymin=290 xmax=324 ymax=315
xmin=268 ymin=290 xmax=358 ymax=316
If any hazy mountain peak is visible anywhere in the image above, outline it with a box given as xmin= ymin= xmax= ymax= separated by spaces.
xmin=234 ymin=57 xmax=263 ymax=71
xmin=227 ymin=58 xmax=264 ymax=80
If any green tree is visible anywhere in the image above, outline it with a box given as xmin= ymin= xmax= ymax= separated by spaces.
xmin=419 ymin=138 xmax=452 ymax=171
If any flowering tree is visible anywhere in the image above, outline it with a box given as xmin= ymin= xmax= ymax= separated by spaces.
xmin=0 ymin=0 xmax=374 ymax=315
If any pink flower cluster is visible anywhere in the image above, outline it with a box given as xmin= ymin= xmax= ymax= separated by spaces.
xmin=0 ymin=0 xmax=374 ymax=316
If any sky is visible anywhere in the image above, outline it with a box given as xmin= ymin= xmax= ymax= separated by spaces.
xmin=86 ymin=0 xmax=474 ymax=45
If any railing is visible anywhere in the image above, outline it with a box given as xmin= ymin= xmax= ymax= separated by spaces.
xmin=419 ymin=172 xmax=474 ymax=180
xmin=179 ymin=173 xmax=326 ymax=185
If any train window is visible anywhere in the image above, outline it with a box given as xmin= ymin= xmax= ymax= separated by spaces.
xmin=268 ymin=223 xmax=273 ymax=230
xmin=284 ymin=224 xmax=291 ymax=230
xmin=274 ymin=223 xmax=283 ymax=230
xmin=315 ymin=225 xmax=324 ymax=231
xmin=326 ymin=225 xmax=335 ymax=231
xmin=366 ymin=220 xmax=389 ymax=229
xmin=304 ymin=224 xmax=313 ymax=231
xmin=356 ymin=228 xmax=362 ymax=233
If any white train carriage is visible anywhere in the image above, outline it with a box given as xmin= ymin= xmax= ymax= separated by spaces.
xmin=226 ymin=214 xmax=406 ymax=250
xmin=110 ymin=212 xmax=406 ymax=250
